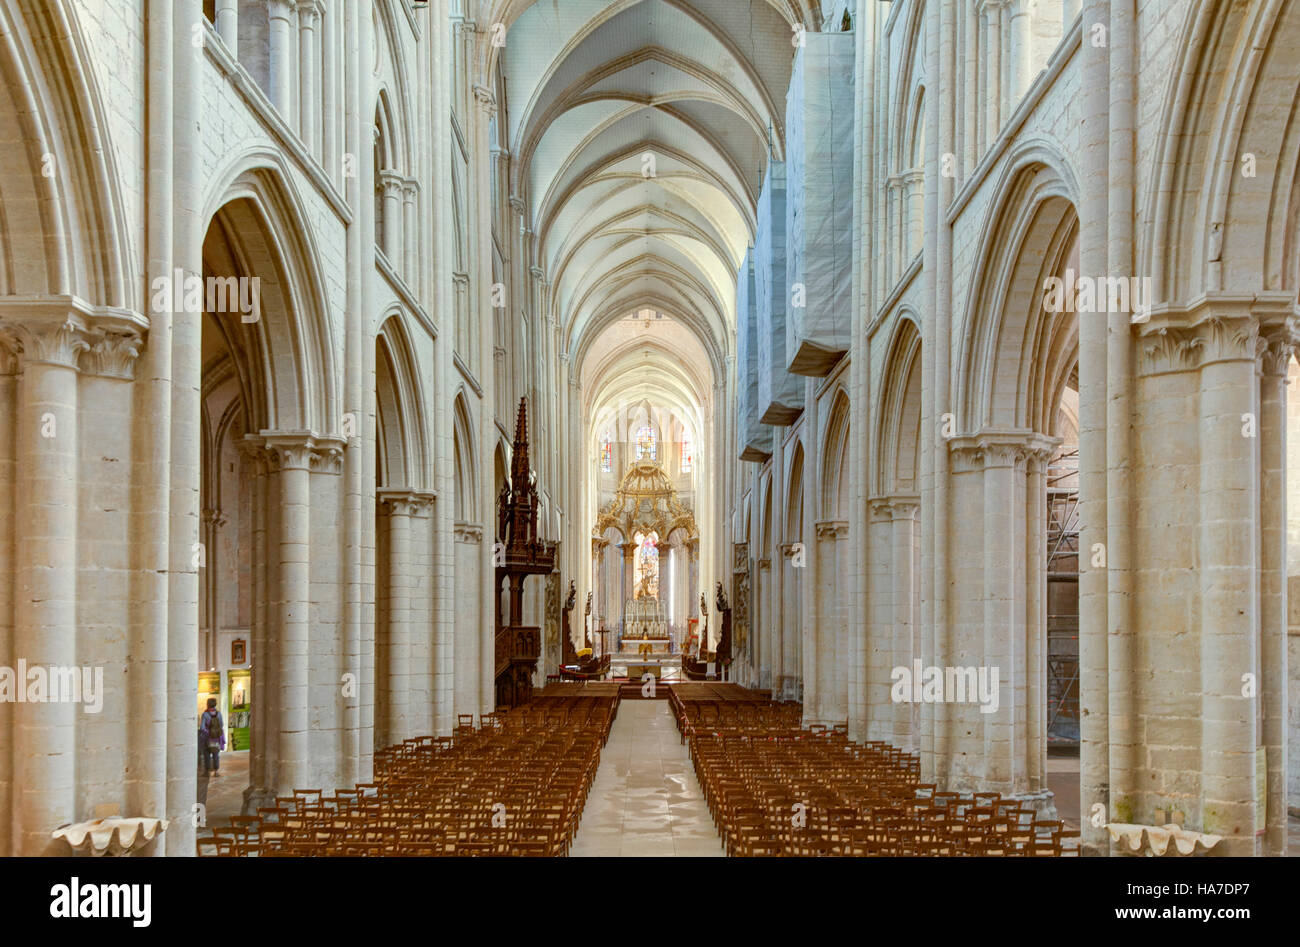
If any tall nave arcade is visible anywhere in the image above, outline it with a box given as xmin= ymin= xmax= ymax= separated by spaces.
xmin=0 ymin=0 xmax=1297 ymax=862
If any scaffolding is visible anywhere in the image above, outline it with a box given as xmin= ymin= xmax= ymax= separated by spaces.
xmin=1046 ymin=449 xmax=1079 ymax=746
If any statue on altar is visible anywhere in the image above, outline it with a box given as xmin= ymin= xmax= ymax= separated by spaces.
xmin=622 ymin=595 xmax=668 ymax=653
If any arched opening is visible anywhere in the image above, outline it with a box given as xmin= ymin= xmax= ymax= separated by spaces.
xmin=451 ymin=394 xmax=484 ymax=719
xmin=870 ymin=316 xmax=923 ymax=748
xmin=373 ymin=317 xmax=431 ymax=748
xmin=196 ymin=175 xmax=338 ymax=817
xmin=781 ymin=441 xmax=804 ymax=703
xmin=813 ymin=389 xmax=851 ymax=725
xmin=953 ymin=157 xmax=1080 ymax=817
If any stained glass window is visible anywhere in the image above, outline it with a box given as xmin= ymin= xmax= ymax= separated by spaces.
xmin=680 ymin=432 xmax=693 ymax=473
xmin=634 ymin=531 xmax=660 ymax=600
xmin=599 ymin=437 xmax=612 ymax=472
xmin=635 ymin=424 xmax=656 ymax=461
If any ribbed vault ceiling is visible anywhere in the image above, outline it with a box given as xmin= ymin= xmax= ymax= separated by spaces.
xmin=491 ymin=0 xmax=816 ymax=396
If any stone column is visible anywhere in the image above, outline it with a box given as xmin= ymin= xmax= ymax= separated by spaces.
xmin=983 ymin=437 xmax=1025 ymax=797
xmin=378 ymin=489 xmax=417 ymax=746
xmin=945 ymin=430 xmax=1057 ymax=816
xmin=402 ymin=179 xmax=419 ymax=280
xmin=9 ymin=320 xmax=87 ymax=855
xmin=755 ymin=558 xmax=771 ymax=686
xmin=889 ymin=502 xmax=919 ymax=748
xmin=267 ymin=0 xmax=296 ymax=119
xmin=1195 ymin=319 xmax=1261 ymax=854
xmin=236 ymin=437 xmax=273 ymax=811
xmin=263 ymin=433 xmax=313 ymax=796
xmin=687 ymin=537 xmax=700 ymax=640
xmin=452 ymin=524 xmax=483 ymax=720
xmin=1258 ymin=329 xmax=1291 ymax=856
xmin=413 ymin=493 xmax=437 ymax=736
xmin=1006 ymin=0 xmax=1031 ymax=104
xmin=1077 ymin=0 xmax=1111 ymax=855
xmin=962 ymin=0 xmax=979 ymax=171
xmin=620 ymin=541 xmax=637 ymax=623
xmin=768 ymin=533 xmax=784 ymax=689
xmin=904 ymin=169 xmax=924 ymax=260
xmin=296 ymin=0 xmax=322 ymax=156
xmin=780 ymin=542 xmax=801 ymax=698
xmin=215 ymin=0 xmax=238 ymax=50
xmin=201 ymin=507 xmax=228 ymax=671
xmin=815 ymin=522 xmax=849 ymax=725
xmin=989 ymin=0 xmax=1005 ymax=131
xmin=320 ymin=0 xmax=337 ymax=179
xmin=867 ymin=500 xmax=892 ymax=742
xmin=885 ymin=175 xmax=902 ymax=283
xmin=658 ymin=540 xmax=674 ymax=641
xmin=1024 ymin=443 xmax=1052 ymax=799
xmin=976 ymin=2 xmax=990 ymax=153
xmin=379 ymin=171 xmax=404 ymax=264
xmin=590 ymin=537 xmax=605 ymax=650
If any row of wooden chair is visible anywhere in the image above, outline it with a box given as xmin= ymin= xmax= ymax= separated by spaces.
xmin=680 ymin=699 xmax=1077 ymax=857
xmin=199 ymin=694 xmax=620 ymax=857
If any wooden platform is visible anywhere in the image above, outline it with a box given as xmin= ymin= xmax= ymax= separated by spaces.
xmin=668 ymin=682 xmax=768 ymax=701
xmin=535 ymin=681 xmax=623 ymax=699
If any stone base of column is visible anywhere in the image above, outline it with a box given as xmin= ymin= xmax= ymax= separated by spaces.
xmin=241 ymin=785 xmax=277 ymax=816
xmin=1010 ymin=788 xmax=1058 ymax=821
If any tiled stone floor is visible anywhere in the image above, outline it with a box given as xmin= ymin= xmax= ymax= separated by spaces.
xmin=197 ymin=749 xmax=250 ymax=825
xmin=570 ymin=699 xmax=724 ymax=857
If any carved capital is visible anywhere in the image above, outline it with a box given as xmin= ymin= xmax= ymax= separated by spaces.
xmin=4 ymin=320 xmax=92 ymax=369
xmin=310 ymin=436 xmax=346 ymax=474
xmin=948 ymin=444 xmax=985 ymax=474
xmin=815 ymin=519 xmax=850 ymax=539
xmin=455 ymin=522 xmax=483 ymax=543
xmin=1137 ymin=301 xmax=1264 ymax=376
xmin=983 ymin=441 xmax=1025 ymax=469
xmin=0 ymin=332 xmax=20 ymax=375
xmin=1260 ymin=323 xmax=1297 ymax=378
xmin=82 ymin=331 xmax=142 ymax=379
xmin=949 ymin=429 xmax=1058 ymax=472
xmin=473 ymin=85 xmax=496 ymax=113
xmin=379 ymin=170 xmax=406 ymax=197
xmin=261 ymin=431 xmax=345 ymax=474
xmin=236 ymin=435 xmax=271 ymax=471
xmin=889 ymin=501 xmax=919 ymax=522
xmin=378 ymin=488 xmax=420 ymax=517
xmin=293 ymin=0 xmax=322 ymax=26
xmin=269 ymin=441 xmax=314 ymax=471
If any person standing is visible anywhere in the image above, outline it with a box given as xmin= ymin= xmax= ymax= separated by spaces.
xmin=199 ymin=698 xmax=226 ymax=778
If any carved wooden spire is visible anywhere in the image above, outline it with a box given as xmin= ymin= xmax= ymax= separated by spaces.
xmin=510 ymin=396 xmax=530 ymax=493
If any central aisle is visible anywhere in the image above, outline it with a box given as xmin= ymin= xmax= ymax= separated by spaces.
xmin=570 ymin=699 xmax=724 ymax=857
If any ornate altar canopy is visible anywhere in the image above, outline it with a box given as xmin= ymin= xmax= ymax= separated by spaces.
xmin=593 ymin=461 xmax=699 ymax=543
xmin=593 ymin=461 xmax=699 ymax=657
